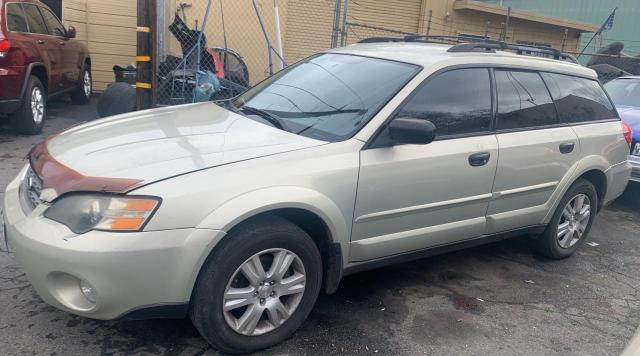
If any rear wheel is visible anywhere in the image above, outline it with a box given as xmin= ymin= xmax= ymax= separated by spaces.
xmin=533 ymin=179 xmax=597 ymax=259
xmin=190 ymin=215 xmax=322 ymax=354
xmin=70 ymin=67 xmax=92 ymax=104
xmin=11 ymin=76 xmax=46 ymax=135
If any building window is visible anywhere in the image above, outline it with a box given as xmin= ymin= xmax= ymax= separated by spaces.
xmin=40 ymin=0 xmax=63 ymax=21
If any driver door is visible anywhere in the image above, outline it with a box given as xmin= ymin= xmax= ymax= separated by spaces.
xmin=39 ymin=5 xmax=79 ymax=90
xmin=350 ymin=68 xmax=499 ymax=262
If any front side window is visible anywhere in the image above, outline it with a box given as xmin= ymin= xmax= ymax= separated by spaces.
xmin=39 ymin=7 xmax=67 ymax=37
xmin=22 ymin=4 xmax=48 ymax=35
xmin=604 ymin=79 xmax=640 ymax=108
xmin=234 ymin=53 xmax=421 ymax=142
xmin=395 ymin=68 xmax=492 ymax=137
xmin=6 ymin=3 xmax=29 ymax=32
xmin=495 ymin=70 xmax=558 ymax=130
xmin=542 ymin=72 xmax=617 ymax=123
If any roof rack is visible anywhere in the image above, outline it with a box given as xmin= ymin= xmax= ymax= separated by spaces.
xmin=357 ymin=35 xmax=578 ymax=63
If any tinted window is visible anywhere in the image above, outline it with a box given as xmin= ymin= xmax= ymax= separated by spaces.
xmin=604 ymin=79 xmax=640 ymax=107
xmin=495 ymin=70 xmax=558 ymax=130
xmin=396 ymin=68 xmax=492 ymax=137
xmin=234 ymin=54 xmax=420 ymax=142
xmin=6 ymin=4 xmax=29 ymax=32
xmin=39 ymin=7 xmax=66 ymax=37
xmin=22 ymin=4 xmax=48 ymax=35
xmin=542 ymin=73 xmax=617 ymax=123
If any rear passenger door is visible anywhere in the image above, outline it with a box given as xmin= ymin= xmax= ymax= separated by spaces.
xmin=486 ymin=69 xmax=580 ymax=234
xmin=38 ymin=6 xmax=79 ymax=90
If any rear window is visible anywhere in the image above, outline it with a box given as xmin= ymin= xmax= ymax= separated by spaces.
xmin=495 ymin=70 xmax=558 ymax=130
xmin=6 ymin=3 xmax=28 ymax=32
xmin=541 ymin=72 xmax=617 ymax=123
xmin=604 ymin=79 xmax=640 ymax=107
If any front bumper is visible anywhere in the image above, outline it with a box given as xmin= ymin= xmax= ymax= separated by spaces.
xmin=629 ymin=155 xmax=640 ymax=183
xmin=3 ymin=166 xmax=225 ymax=320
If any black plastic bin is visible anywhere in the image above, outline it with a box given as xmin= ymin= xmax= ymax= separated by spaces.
xmin=113 ymin=65 xmax=137 ymax=85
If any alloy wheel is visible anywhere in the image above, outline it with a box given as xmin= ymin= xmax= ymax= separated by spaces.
xmin=30 ymin=87 xmax=44 ymax=125
xmin=557 ymin=193 xmax=591 ymax=249
xmin=83 ymin=71 xmax=91 ymax=97
xmin=222 ymin=248 xmax=306 ymax=336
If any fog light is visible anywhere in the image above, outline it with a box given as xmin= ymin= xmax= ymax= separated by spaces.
xmin=79 ymin=280 xmax=97 ymax=303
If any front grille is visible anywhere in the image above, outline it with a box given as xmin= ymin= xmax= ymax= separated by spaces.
xmin=18 ymin=166 xmax=43 ymax=214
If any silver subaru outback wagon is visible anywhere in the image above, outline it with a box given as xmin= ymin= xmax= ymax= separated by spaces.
xmin=2 ymin=40 xmax=631 ymax=353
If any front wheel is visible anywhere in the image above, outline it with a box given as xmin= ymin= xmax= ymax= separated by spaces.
xmin=533 ymin=179 xmax=597 ymax=259
xmin=190 ymin=215 xmax=322 ymax=354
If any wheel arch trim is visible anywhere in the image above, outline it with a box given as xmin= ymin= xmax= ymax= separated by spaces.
xmin=19 ymin=62 xmax=47 ymax=99
xmin=542 ymin=156 xmax=610 ymax=224
xmin=192 ymin=186 xmax=350 ymax=294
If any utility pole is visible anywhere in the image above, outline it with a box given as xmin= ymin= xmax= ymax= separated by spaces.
xmin=503 ymin=7 xmax=511 ymax=42
xmin=136 ymin=0 xmax=155 ymax=110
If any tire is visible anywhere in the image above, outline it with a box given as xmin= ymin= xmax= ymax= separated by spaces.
xmin=96 ymin=82 xmax=136 ymax=118
xmin=10 ymin=76 xmax=46 ymax=135
xmin=70 ymin=67 xmax=92 ymax=104
xmin=190 ymin=215 xmax=322 ymax=354
xmin=533 ymin=178 xmax=598 ymax=259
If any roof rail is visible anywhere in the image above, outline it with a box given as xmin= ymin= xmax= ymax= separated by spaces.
xmin=357 ymin=35 xmax=577 ymax=63
xmin=447 ymin=40 xmax=577 ymax=63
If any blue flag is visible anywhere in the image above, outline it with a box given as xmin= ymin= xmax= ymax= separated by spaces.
xmin=600 ymin=8 xmax=616 ymax=33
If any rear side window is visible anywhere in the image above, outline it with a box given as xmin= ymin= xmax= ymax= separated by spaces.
xmin=6 ymin=4 xmax=29 ymax=32
xmin=396 ymin=68 xmax=492 ymax=137
xmin=541 ymin=73 xmax=617 ymax=123
xmin=495 ymin=70 xmax=558 ymax=130
xmin=39 ymin=7 xmax=67 ymax=37
xmin=22 ymin=4 xmax=48 ymax=35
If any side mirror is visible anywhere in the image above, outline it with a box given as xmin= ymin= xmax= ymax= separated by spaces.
xmin=67 ymin=26 xmax=76 ymax=38
xmin=387 ymin=117 xmax=436 ymax=145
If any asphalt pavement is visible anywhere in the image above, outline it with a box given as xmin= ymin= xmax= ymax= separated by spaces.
xmin=1 ymin=97 xmax=639 ymax=355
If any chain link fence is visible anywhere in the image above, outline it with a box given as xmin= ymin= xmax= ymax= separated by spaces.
xmin=153 ymin=0 xmax=340 ymax=106
xmin=148 ymin=0 xmax=640 ymax=106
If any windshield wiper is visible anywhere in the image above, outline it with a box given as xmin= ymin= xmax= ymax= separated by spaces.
xmin=240 ymin=106 xmax=290 ymax=132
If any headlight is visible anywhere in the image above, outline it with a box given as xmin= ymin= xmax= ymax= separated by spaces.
xmin=44 ymin=194 xmax=161 ymax=234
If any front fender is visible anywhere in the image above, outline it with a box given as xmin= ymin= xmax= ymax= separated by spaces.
xmin=197 ymin=186 xmax=350 ymax=254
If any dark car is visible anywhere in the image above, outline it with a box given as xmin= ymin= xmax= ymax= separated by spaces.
xmin=0 ymin=0 xmax=91 ymax=134
xmin=604 ymin=76 xmax=640 ymax=182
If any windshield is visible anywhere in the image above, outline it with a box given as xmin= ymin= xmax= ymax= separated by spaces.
xmin=604 ymin=79 xmax=640 ymax=107
xmin=233 ymin=53 xmax=421 ymax=141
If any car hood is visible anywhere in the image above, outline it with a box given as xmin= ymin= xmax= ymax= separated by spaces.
xmin=617 ymin=105 xmax=640 ymax=141
xmin=30 ymin=102 xmax=326 ymax=196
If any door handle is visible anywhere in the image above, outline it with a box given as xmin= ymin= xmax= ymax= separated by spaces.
xmin=58 ymin=41 xmax=66 ymax=46
xmin=559 ymin=142 xmax=575 ymax=154
xmin=36 ymin=39 xmax=45 ymax=44
xmin=468 ymin=152 xmax=491 ymax=166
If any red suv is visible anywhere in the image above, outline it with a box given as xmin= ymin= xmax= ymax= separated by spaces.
xmin=0 ymin=0 xmax=91 ymax=134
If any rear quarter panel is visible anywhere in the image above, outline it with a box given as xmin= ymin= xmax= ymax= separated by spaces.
xmin=570 ymin=121 xmax=630 ymax=202
xmin=537 ymin=121 xmax=629 ymax=223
